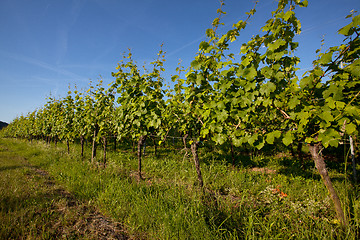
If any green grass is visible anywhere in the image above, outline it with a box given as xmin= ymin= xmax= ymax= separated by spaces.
xmin=1 ymin=138 xmax=359 ymax=239
xmin=0 ymin=139 xmax=127 ymax=239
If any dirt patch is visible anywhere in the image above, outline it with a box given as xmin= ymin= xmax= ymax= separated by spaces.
xmin=51 ymin=201 xmax=128 ymax=240
xmin=27 ymin=165 xmax=130 ymax=240
xmin=249 ymin=167 xmax=276 ymax=174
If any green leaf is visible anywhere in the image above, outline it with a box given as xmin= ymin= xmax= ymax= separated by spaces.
xmin=260 ymin=82 xmax=276 ymax=96
xmin=345 ymin=123 xmax=357 ymax=134
xmin=241 ymin=57 xmax=251 ymax=67
xmin=133 ymin=119 xmax=140 ymax=127
xmin=244 ymin=66 xmax=257 ymax=80
xmin=240 ymin=45 xmax=247 ymax=54
xmin=345 ymin=59 xmax=360 ymax=78
xmin=255 ymin=141 xmax=265 ymax=150
xmin=354 ymin=14 xmax=360 ymax=25
xmin=232 ymin=137 xmax=243 ymax=147
xmin=299 ymin=75 xmax=314 ymax=88
xmin=217 ymin=110 xmax=228 ymax=122
xmin=319 ymin=111 xmax=334 ymax=123
xmin=288 ymin=96 xmax=300 ymax=109
xmin=206 ymin=29 xmax=215 ymax=38
xmin=282 ymin=131 xmax=293 ymax=146
xmin=274 ymin=71 xmax=284 ymax=81
xmin=266 ymin=130 xmax=281 ymax=144
xmin=327 ymin=85 xmax=344 ymax=101
xmin=199 ymin=41 xmax=210 ymax=51
xmin=338 ymin=22 xmax=353 ymax=36
xmin=318 ymin=128 xmax=340 ymax=148
xmin=213 ymin=133 xmax=226 ymax=145
xmin=191 ymin=60 xmax=201 ymax=70
xmin=218 ymin=34 xmax=227 ymax=45
xmin=335 ymin=101 xmax=346 ymax=109
xmin=325 ymin=97 xmax=336 ymax=109
xmin=298 ymin=0 xmax=308 ymax=7
xmin=305 ymin=137 xmax=315 ymax=144
xmin=284 ymin=11 xmax=294 ymax=21
xmin=317 ymin=52 xmax=333 ymax=65
xmin=261 ymin=66 xmax=272 ymax=79
xmin=196 ymin=74 xmax=204 ymax=85
xmin=263 ymin=98 xmax=273 ymax=107
xmin=344 ymin=106 xmax=359 ymax=117
xmin=268 ymin=39 xmax=286 ymax=51
xmin=248 ymin=133 xmax=258 ymax=145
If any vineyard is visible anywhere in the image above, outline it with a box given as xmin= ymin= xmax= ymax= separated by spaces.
xmin=1 ymin=0 xmax=359 ymax=238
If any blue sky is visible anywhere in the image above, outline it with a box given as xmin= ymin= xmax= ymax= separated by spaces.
xmin=0 ymin=0 xmax=359 ymax=123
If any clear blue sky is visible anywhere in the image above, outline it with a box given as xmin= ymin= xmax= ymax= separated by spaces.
xmin=0 ymin=0 xmax=359 ymax=123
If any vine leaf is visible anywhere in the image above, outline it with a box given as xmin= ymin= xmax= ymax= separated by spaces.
xmin=282 ymin=131 xmax=294 ymax=146
xmin=266 ymin=130 xmax=281 ymax=144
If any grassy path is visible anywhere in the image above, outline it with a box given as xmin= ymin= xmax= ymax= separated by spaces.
xmin=0 ymin=139 xmax=128 ymax=240
xmin=1 ymin=138 xmax=358 ymax=239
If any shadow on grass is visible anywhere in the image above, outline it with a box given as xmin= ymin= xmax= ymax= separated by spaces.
xmin=198 ymin=190 xmax=245 ymax=239
xmin=275 ymin=157 xmax=320 ymax=180
xmin=0 ymin=165 xmax=25 ymax=172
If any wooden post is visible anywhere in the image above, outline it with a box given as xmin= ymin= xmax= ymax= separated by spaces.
xmin=137 ymin=135 xmax=147 ymax=179
xmin=230 ymin=140 xmax=235 ymax=166
xmin=349 ymin=136 xmax=357 ymax=183
xmin=103 ymin=136 xmax=107 ymax=168
xmin=191 ymin=141 xmax=204 ymax=188
xmin=67 ymin=140 xmax=70 ymax=154
xmin=80 ymin=136 xmax=84 ymax=158
xmin=153 ymin=137 xmax=157 ymax=156
xmin=91 ymin=124 xmax=99 ymax=164
xmin=113 ymin=135 xmax=117 ymax=151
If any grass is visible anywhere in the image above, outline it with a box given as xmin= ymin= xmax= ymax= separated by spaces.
xmin=0 ymin=139 xmax=127 ymax=239
xmin=1 ymin=137 xmax=359 ymax=239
